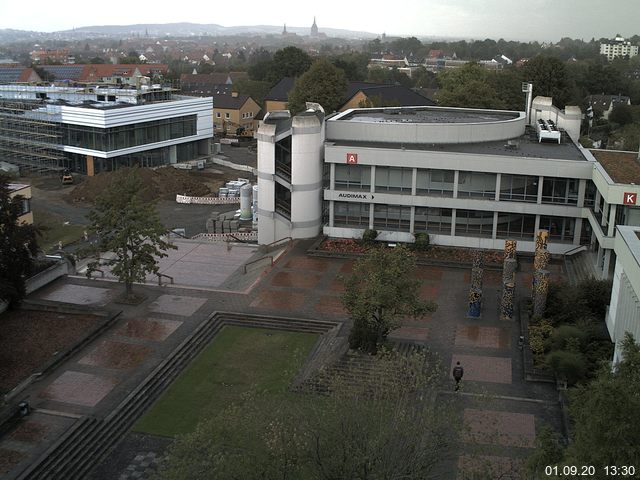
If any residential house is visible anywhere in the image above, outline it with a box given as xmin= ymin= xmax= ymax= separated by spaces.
xmin=8 ymin=183 xmax=33 ymax=225
xmin=587 ymin=94 xmax=631 ymax=120
xmin=0 ymin=66 xmax=41 ymax=83
xmin=213 ymin=92 xmax=261 ymax=136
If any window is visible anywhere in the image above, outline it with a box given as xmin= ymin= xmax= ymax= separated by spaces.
xmin=216 ymin=112 xmax=221 ymax=118
xmin=334 ymin=202 xmax=370 ymax=227
xmin=225 ymin=112 xmax=230 ymax=119
xmin=541 ymin=177 xmax=578 ymax=205
xmin=457 ymin=171 xmax=496 ymax=198
xmin=416 ymin=169 xmax=454 ymax=197
xmin=335 ymin=165 xmax=371 ymax=191
xmin=373 ymin=204 xmax=411 ymax=231
xmin=539 ymin=216 xmax=575 ymax=243
xmin=455 ymin=209 xmax=494 ymax=237
xmin=375 ymin=167 xmax=412 ymax=194
xmin=500 ymin=174 xmax=538 ymax=202
xmin=414 ymin=207 xmax=452 ymax=234
xmin=496 ymin=213 xmax=536 ymax=239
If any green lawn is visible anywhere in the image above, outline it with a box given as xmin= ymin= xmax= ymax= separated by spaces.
xmin=134 ymin=326 xmax=318 ymax=437
xmin=33 ymin=208 xmax=86 ymax=252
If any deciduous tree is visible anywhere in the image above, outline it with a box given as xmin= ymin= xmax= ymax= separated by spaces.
xmin=84 ymin=168 xmax=175 ymax=298
xmin=287 ymin=59 xmax=347 ymax=114
xmin=342 ymin=245 xmax=437 ymax=354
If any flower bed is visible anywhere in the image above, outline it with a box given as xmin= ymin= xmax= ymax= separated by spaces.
xmin=316 ymin=238 xmax=503 ymax=266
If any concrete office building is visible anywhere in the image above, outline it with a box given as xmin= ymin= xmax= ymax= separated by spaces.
xmin=606 ymin=225 xmax=640 ymax=363
xmin=256 ymin=98 xmax=640 ymax=279
xmin=0 ymin=84 xmax=213 ymax=175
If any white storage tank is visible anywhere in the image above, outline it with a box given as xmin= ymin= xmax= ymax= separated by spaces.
xmin=240 ymin=184 xmax=253 ymax=220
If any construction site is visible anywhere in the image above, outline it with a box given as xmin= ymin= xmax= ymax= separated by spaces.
xmin=0 ymin=97 xmax=65 ymax=174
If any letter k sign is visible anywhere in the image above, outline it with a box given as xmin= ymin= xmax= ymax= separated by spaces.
xmin=623 ymin=192 xmax=637 ymax=205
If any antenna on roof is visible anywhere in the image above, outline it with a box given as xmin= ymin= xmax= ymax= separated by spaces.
xmin=522 ymin=82 xmax=533 ymax=124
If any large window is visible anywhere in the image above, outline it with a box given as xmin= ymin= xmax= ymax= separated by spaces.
xmin=334 ymin=201 xmax=370 ymax=228
xmin=539 ymin=216 xmax=575 ymax=243
xmin=416 ymin=169 xmax=454 ymax=197
xmin=455 ymin=209 xmax=494 ymax=237
xmin=62 ymin=115 xmax=197 ymax=152
xmin=334 ymin=165 xmax=371 ymax=191
xmin=375 ymin=167 xmax=413 ymax=194
xmin=414 ymin=207 xmax=452 ymax=234
xmin=457 ymin=172 xmax=496 ymax=199
xmin=496 ymin=213 xmax=536 ymax=239
xmin=274 ymin=136 xmax=292 ymax=182
xmin=373 ymin=204 xmax=411 ymax=231
xmin=541 ymin=177 xmax=578 ymax=205
xmin=499 ymin=174 xmax=539 ymax=203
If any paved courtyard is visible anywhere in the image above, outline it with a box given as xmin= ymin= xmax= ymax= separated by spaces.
xmin=0 ymin=239 xmax=565 ymax=480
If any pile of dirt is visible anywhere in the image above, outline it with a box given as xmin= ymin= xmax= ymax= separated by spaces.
xmin=69 ymin=167 xmax=213 ymax=204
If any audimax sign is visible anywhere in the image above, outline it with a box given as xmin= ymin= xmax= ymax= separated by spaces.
xmin=337 ymin=192 xmax=374 ymax=200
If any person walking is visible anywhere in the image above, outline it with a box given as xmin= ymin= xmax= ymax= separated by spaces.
xmin=452 ymin=361 xmax=464 ymax=391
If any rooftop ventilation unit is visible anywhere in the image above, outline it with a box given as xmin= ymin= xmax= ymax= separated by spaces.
xmin=536 ymin=119 xmax=561 ymax=144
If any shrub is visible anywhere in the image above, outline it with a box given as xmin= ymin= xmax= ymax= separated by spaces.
xmin=528 ymin=318 xmax=554 ymax=356
xmin=549 ymin=325 xmax=589 ymax=352
xmin=412 ymin=232 xmax=430 ymax=251
xmin=576 ymin=278 xmax=612 ymax=320
xmin=546 ymin=350 xmax=588 ymax=385
xmin=361 ymin=228 xmax=378 ymax=246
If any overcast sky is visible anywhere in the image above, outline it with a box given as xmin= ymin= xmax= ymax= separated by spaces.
xmin=1 ymin=0 xmax=638 ymax=42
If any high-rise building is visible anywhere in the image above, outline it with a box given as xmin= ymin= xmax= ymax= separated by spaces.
xmin=600 ymin=35 xmax=639 ymax=61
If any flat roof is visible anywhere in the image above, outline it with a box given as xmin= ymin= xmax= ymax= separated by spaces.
xmin=8 ymin=183 xmax=29 ymax=192
xmin=589 ymin=149 xmax=640 ymax=184
xmin=329 ymin=130 xmax=587 ymax=162
xmin=336 ymin=106 xmax=520 ymax=124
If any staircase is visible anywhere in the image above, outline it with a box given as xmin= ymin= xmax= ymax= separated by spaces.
xmin=17 ymin=313 xmax=338 ymax=480
xmin=564 ymin=249 xmax=598 ymax=285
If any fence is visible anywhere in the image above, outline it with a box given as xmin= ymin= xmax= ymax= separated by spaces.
xmin=176 ymin=194 xmax=240 ymax=205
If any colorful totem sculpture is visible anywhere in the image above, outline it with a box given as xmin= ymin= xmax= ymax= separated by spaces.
xmin=468 ymin=250 xmax=484 ymax=318
xmin=500 ymin=240 xmax=517 ymax=320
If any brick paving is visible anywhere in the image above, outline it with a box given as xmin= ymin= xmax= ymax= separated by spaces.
xmin=457 ymin=454 xmax=524 ymax=479
xmin=79 ymin=341 xmax=154 ymax=370
xmin=39 ymin=371 xmax=119 ymax=407
xmin=113 ymin=318 xmax=183 ymax=342
xmin=0 ymin=240 xmax=567 ymax=480
xmin=451 ymin=354 xmax=512 ymax=384
xmin=463 ymin=408 xmax=536 ymax=448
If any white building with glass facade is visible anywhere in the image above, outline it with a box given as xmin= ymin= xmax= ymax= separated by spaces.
xmin=256 ymin=99 xmax=640 ymax=279
xmin=0 ymin=84 xmax=213 ymax=175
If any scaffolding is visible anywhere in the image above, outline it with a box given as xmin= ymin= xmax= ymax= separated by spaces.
xmin=0 ymin=99 xmax=65 ymax=174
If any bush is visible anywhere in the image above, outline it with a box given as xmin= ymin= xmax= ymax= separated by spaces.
xmin=412 ymin=232 xmax=430 ymax=251
xmin=576 ymin=278 xmax=611 ymax=320
xmin=546 ymin=350 xmax=588 ymax=385
xmin=529 ymin=318 xmax=554 ymax=356
xmin=361 ymin=228 xmax=378 ymax=246
xmin=549 ymin=325 xmax=588 ymax=352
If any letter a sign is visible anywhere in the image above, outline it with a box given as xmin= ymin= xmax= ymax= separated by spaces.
xmin=624 ymin=192 xmax=637 ymax=205
xmin=346 ymin=153 xmax=358 ymax=164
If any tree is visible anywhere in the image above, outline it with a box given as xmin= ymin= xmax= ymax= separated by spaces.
xmin=287 ymin=59 xmax=348 ymax=114
xmin=563 ymin=332 xmax=640 ymax=468
xmin=267 ymin=46 xmax=312 ymax=83
xmin=523 ymin=55 xmax=572 ymax=108
xmin=342 ymin=245 xmax=437 ymax=354
xmin=0 ymin=176 xmax=39 ymax=308
xmin=84 ymin=169 xmax=176 ymax=298
xmin=159 ymin=351 xmax=457 ymax=480
xmin=436 ymin=63 xmax=505 ymax=109
xmin=608 ymin=104 xmax=633 ymax=126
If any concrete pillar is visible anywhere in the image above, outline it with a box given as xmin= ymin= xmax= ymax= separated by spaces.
xmin=450 ymin=209 xmax=457 ymax=237
xmin=573 ymin=218 xmax=583 ymax=245
xmin=411 ymin=167 xmax=417 ymax=196
xmin=492 ymin=211 xmax=498 ymax=239
xmin=169 ymin=145 xmax=177 ymax=164
xmin=369 ymin=202 xmax=374 ymax=229
xmin=329 ymin=163 xmax=335 ymax=190
xmin=603 ymin=249 xmax=612 ymax=279
xmin=329 ymin=200 xmax=334 ymax=227
xmin=370 ymin=165 xmax=376 ymax=193
xmin=608 ymin=204 xmax=617 ymax=237
xmin=537 ymin=176 xmax=544 ymax=204
xmin=495 ymin=173 xmax=501 ymax=202
xmin=409 ymin=206 xmax=415 ymax=233
xmin=577 ymin=179 xmax=586 ymax=208
xmin=453 ymin=170 xmax=459 ymax=198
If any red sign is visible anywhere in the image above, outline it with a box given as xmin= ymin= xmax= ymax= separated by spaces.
xmin=346 ymin=153 xmax=358 ymax=164
xmin=623 ymin=192 xmax=637 ymax=205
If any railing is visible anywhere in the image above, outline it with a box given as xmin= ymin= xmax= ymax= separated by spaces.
xmin=563 ymin=244 xmax=587 ymax=257
xmin=243 ymin=255 xmax=273 ymax=274
xmin=157 ymin=273 xmax=174 ymax=286
xmin=261 ymin=236 xmax=292 ymax=253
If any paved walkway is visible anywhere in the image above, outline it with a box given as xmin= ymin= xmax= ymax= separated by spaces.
xmin=0 ymin=240 xmax=564 ymax=480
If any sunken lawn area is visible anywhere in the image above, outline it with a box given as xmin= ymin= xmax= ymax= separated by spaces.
xmin=133 ymin=326 xmax=318 ymax=437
